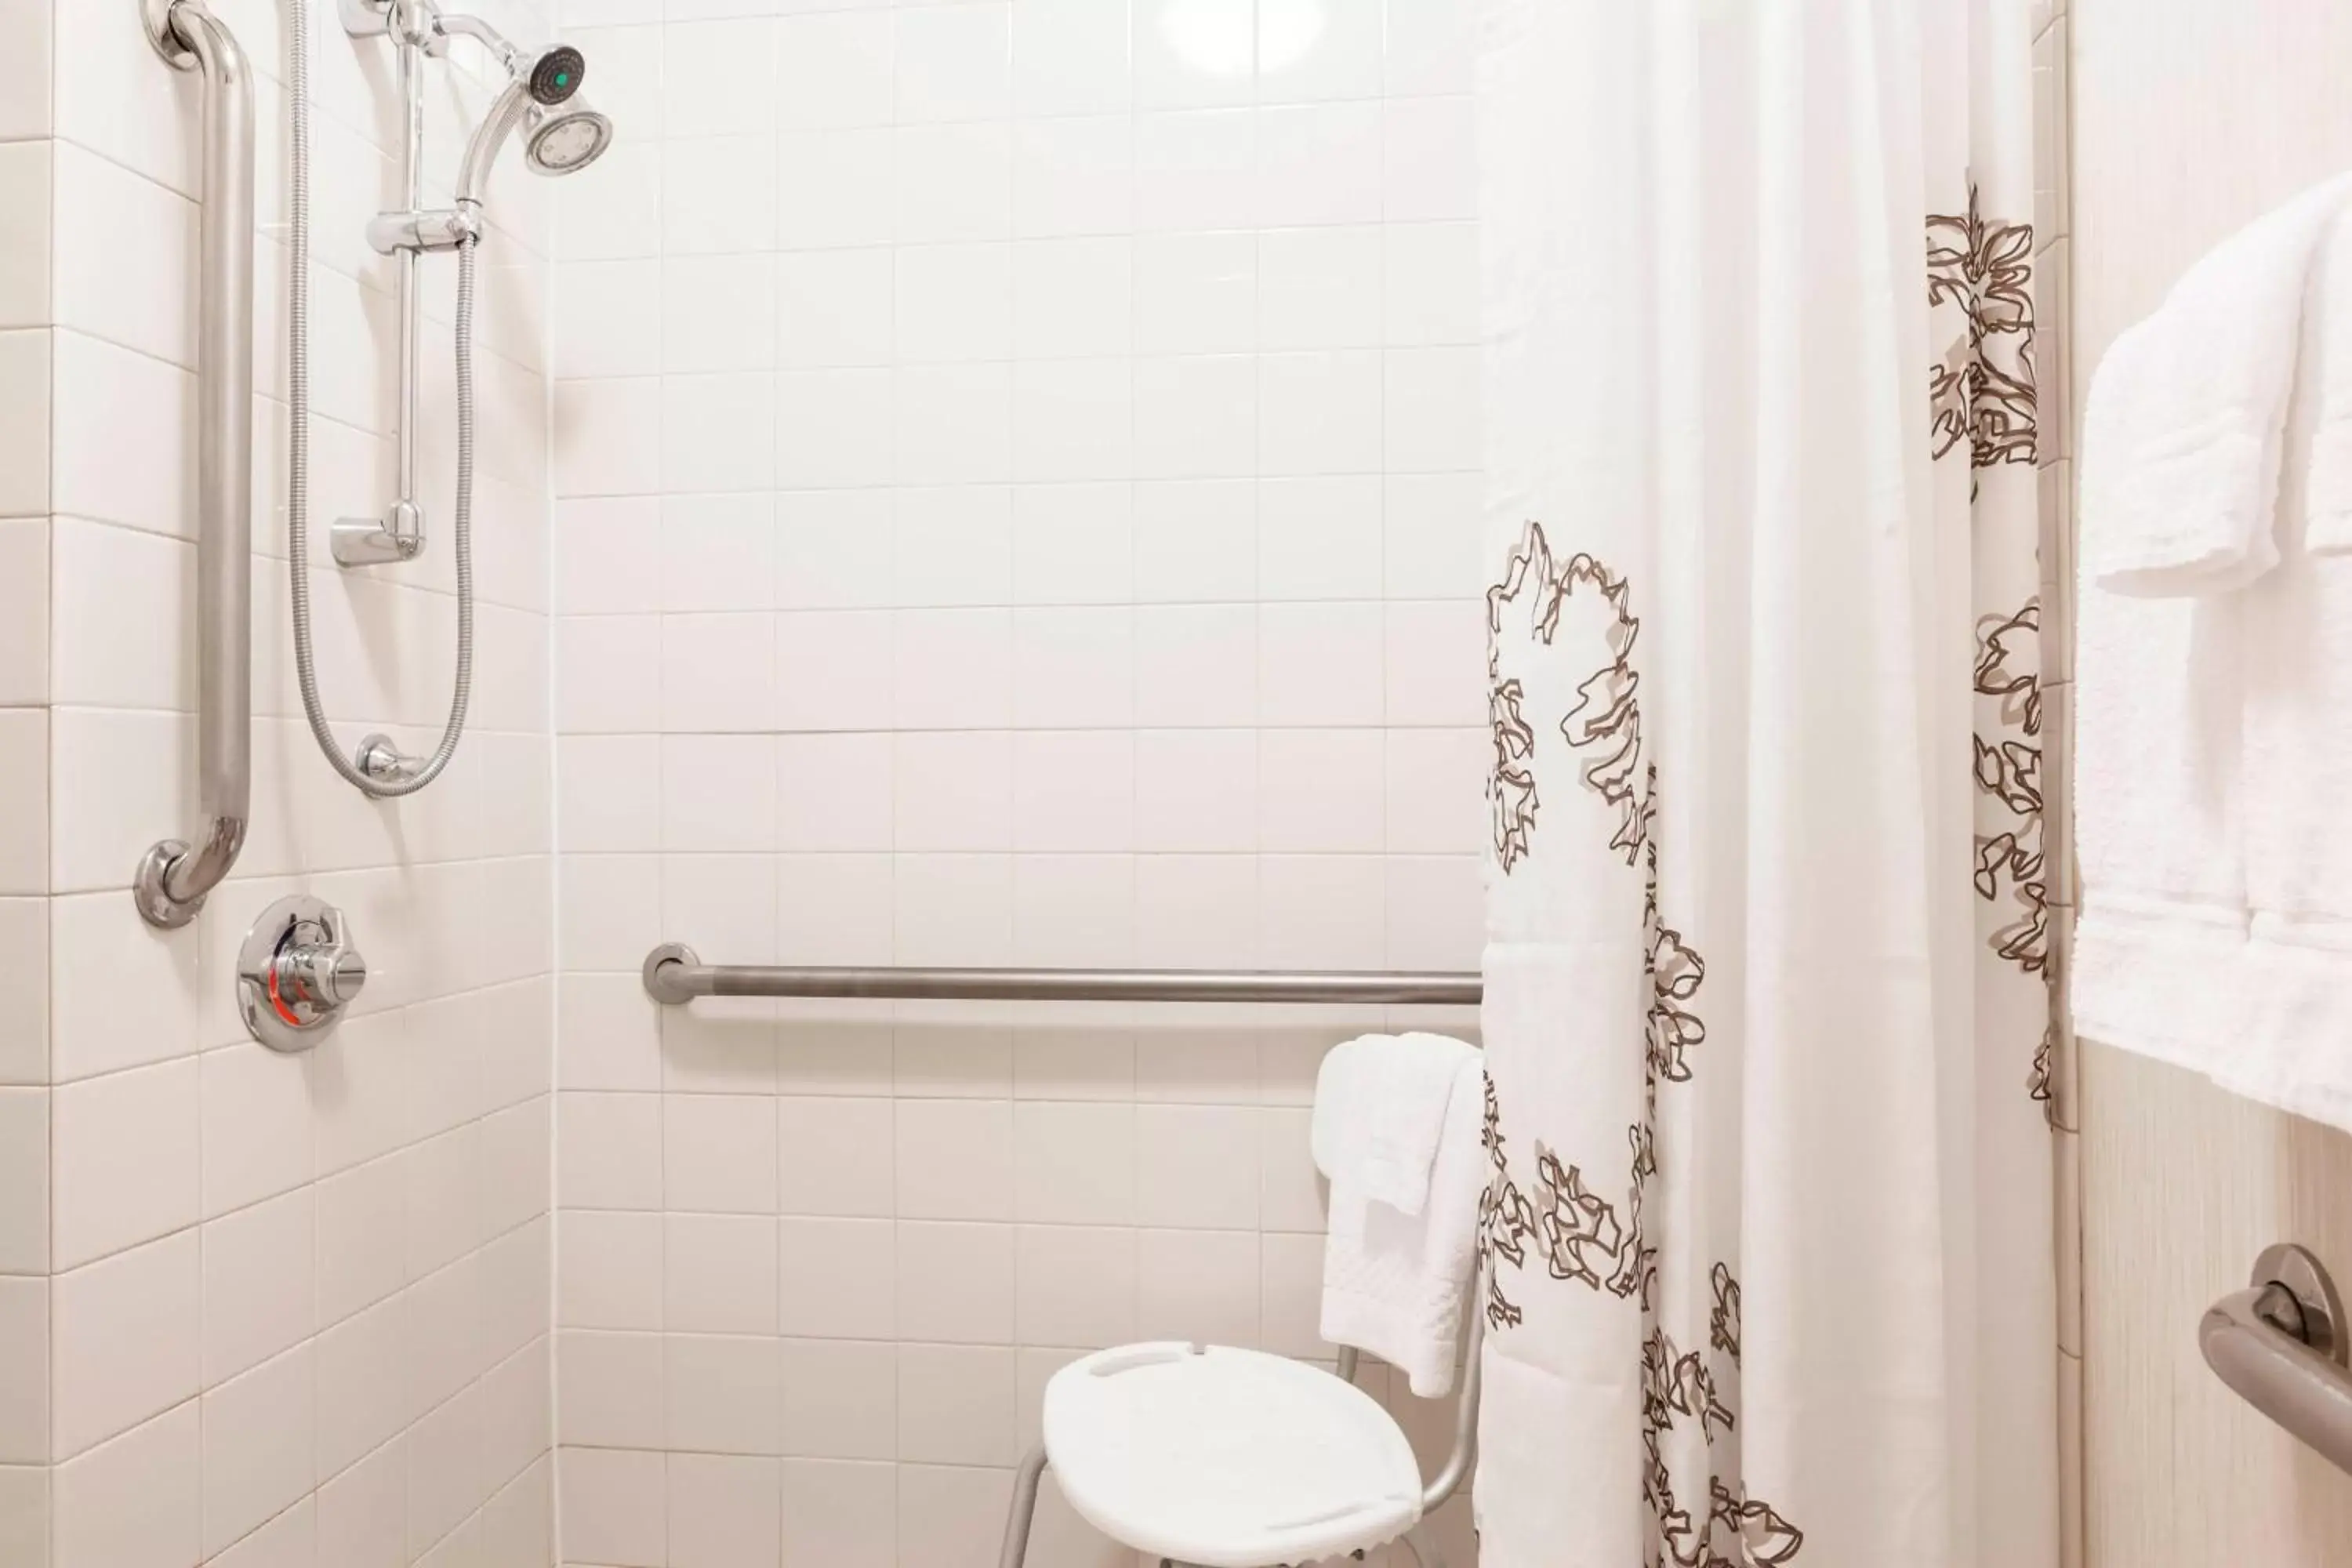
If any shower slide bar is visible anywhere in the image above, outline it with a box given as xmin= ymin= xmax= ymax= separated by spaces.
xmin=642 ymin=945 xmax=1484 ymax=1007
xmin=2201 ymin=1243 xmax=2352 ymax=1476
xmin=135 ymin=0 xmax=255 ymax=931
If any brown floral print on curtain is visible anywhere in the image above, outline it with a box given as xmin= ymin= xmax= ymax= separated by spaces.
xmin=1975 ymin=596 xmax=2054 ymax=1118
xmin=1928 ymin=185 xmax=2038 ymax=470
xmin=1481 ymin=518 xmax=1807 ymax=1566
xmin=1934 ymin=187 xmax=2054 ymax=1117
xmin=1973 ymin=601 xmax=2049 ymax=976
xmin=2028 ymin=1026 xmax=2057 ymax=1113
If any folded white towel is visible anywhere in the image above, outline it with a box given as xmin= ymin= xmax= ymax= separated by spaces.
xmin=2083 ymin=173 xmax=2352 ymax=597
xmin=1308 ymin=1038 xmax=1360 ymax=1182
xmin=1366 ymin=1033 xmax=1481 ymax=1216
xmin=2300 ymin=208 xmax=2352 ymax=556
xmin=2071 ymin=501 xmax=2254 ymax=1087
xmin=2075 ymin=220 xmax=2352 ymax=1136
xmin=2223 ymin=332 xmax=2352 ymax=1127
xmin=2074 ymin=521 xmax=2352 ymax=1131
xmin=1312 ymin=1040 xmax=1486 ymax=1398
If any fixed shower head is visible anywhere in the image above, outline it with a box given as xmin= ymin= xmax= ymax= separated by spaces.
xmin=528 ymin=44 xmax=586 ymax=106
xmin=455 ymin=41 xmax=616 ymax=204
xmin=524 ymin=103 xmax=614 ymax=175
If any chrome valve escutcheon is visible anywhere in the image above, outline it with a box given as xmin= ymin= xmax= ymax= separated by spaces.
xmin=238 ymin=895 xmax=368 ymax=1052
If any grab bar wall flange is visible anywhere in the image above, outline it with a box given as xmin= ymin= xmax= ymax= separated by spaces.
xmin=134 ymin=0 xmax=255 ymax=931
xmin=140 ymin=0 xmax=198 ymax=65
xmin=641 ymin=946 xmax=1484 ymax=1008
xmin=2200 ymin=1243 xmax=2352 ymax=1476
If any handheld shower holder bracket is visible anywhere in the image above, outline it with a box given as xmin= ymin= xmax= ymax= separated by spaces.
xmin=355 ymin=734 xmax=425 ymax=784
xmin=367 ymin=205 xmax=481 ymax=256
xmin=340 ymin=0 xmax=434 ymax=45
xmin=333 ymin=498 xmax=424 ymax=567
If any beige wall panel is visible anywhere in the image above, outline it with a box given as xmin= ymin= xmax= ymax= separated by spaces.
xmin=2071 ymin=2 xmax=2352 ymax=1564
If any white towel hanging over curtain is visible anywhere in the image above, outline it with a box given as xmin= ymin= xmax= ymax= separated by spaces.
xmin=1473 ymin=2 xmax=2059 ymax=1565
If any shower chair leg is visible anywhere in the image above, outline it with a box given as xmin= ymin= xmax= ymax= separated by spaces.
xmin=996 ymin=1440 xmax=1435 ymax=1568
xmin=999 ymin=1445 xmax=1051 ymax=1568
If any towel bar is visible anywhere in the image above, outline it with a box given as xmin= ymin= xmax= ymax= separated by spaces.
xmin=641 ymin=945 xmax=1484 ymax=1007
xmin=2200 ymin=1243 xmax=2352 ymax=1475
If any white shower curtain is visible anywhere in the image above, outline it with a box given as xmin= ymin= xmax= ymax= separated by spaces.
xmin=1474 ymin=3 xmax=2056 ymax=1566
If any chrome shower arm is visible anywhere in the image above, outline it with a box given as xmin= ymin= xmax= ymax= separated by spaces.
xmin=429 ymin=9 xmax=525 ymax=69
xmin=338 ymin=2 xmax=528 ymax=68
xmin=136 ymin=0 xmax=254 ymax=930
xmin=339 ymin=0 xmax=434 ymax=45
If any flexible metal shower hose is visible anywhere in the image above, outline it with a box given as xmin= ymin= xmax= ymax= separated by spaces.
xmin=286 ymin=0 xmax=476 ymax=799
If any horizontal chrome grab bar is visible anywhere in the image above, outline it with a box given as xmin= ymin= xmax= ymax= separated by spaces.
xmin=2199 ymin=1243 xmax=2352 ymax=1476
xmin=641 ymin=945 xmax=1483 ymax=1007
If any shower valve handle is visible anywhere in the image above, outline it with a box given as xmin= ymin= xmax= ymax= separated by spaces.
xmin=237 ymin=896 xmax=368 ymax=1052
xmin=274 ymin=934 xmax=369 ymax=1011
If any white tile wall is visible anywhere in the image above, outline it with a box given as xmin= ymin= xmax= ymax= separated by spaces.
xmin=12 ymin=0 xmax=1490 ymax=1559
xmin=548 ymin=0 xmax=1480 ymax=1564
xmin=9 ymin=0 xmax=559 ymax=1563
xmin=0 ymin=1 xmax=52 ymax=1559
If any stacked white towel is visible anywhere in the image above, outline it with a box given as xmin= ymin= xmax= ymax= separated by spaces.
xmin=2305 ymin=201 xmax=2352 ymax=555
xmin=2083 ymin=175 xmax=2352 ymax=596
xmin=2075 ymin=187 xmax=2352 ymax=1133
xmin=1310 ymin=1033 xmax=1486 ymax=1398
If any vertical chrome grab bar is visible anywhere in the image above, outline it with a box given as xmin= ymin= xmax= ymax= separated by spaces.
xmin=135 ymin=0 xmax=254 ymax=930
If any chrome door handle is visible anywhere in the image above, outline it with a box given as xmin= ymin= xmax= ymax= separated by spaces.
xmin=2200 ymin=1243 xmax=2352 ymax=1475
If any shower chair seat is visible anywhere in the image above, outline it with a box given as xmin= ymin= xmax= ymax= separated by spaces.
xmin=1013 ymin=1340 xmax=1428 ymax=1568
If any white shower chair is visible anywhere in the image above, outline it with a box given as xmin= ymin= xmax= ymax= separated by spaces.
xmin=996 ymin=1276 xmax=1485 ymax=1568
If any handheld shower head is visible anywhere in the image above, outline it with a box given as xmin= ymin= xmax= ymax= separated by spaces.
xmin=524 ymin=103 xmax=614 ymax=174
xmin=455 ymin=39 xmax=614 ymax=205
